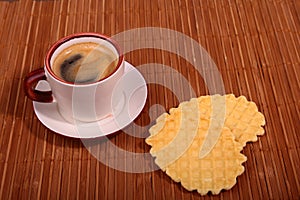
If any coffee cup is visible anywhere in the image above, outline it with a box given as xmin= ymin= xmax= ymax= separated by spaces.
xmin=24 ymin=32 xmax=125 ymax=122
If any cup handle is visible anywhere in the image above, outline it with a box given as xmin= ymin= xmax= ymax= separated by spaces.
xmin=24 ymin=68 xmax=53 ymax=102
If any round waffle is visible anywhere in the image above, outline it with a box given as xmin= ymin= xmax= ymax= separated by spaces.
xmin=146 ymin=94 xmax=265 ymax=195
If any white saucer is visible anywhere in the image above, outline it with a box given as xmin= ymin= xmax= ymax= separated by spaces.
xmin=33 ymin=61 xmax=147 ymax=138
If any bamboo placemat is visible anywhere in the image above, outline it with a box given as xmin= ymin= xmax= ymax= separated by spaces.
xmin=0 ymin=0 xmax=299 ymax=199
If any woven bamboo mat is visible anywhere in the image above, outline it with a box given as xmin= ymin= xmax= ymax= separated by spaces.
xmin=0 ymin=0 xmax=299 ymax=199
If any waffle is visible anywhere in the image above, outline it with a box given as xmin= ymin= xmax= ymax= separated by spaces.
xmin=164 ymin=128 xmax=246 ymax=195
xmin=146 ymin=94 xmax=265 ymax=195
xmin=146 ymin=98 xmax=201 ymax=169
xmin=222 ymin=94 xmax=265 ymax=146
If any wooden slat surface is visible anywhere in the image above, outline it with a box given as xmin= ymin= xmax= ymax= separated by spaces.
xmin=0 ymin=0 xmax=299 ymax=199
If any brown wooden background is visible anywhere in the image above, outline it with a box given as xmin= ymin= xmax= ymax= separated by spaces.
xmin=0 ymin=0 xmax=299 ymax=199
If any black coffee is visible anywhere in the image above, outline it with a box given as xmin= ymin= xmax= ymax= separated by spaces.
xmin=52 ymin=42 xmax=118 ymax=83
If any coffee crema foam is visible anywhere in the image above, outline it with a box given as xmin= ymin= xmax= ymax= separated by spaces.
xmin=52 ymin=42 xmax=118 ymax=83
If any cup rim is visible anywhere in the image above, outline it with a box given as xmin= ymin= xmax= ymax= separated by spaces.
xmin=45 ymin=32 xmax=124 ymax=85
